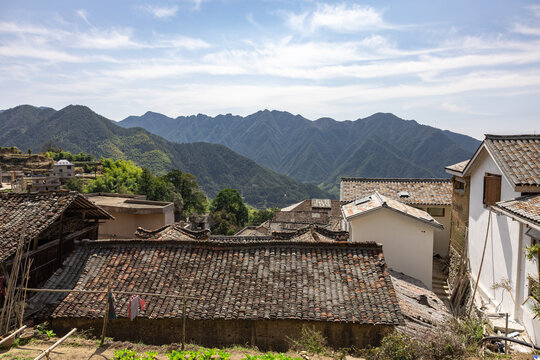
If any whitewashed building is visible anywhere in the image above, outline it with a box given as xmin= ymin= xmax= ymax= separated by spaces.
xmin=454 ymin=134 xmax=540 ymax=344
xmin=342 ymin=192 xmax=443 ymax=289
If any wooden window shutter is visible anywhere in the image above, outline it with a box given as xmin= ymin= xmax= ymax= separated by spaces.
xmin=483 ymin=174 xmax=501 ymax=206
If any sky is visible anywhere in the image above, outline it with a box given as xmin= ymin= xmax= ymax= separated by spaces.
xmin=0 ymin=0 xmax=539 ymax=139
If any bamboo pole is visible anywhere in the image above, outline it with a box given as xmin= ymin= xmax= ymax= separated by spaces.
xmin=99 ymin=294 xmax=109 ymax=347
xmin=182 ymin=297 xmax=186 ymax=350
xmin=0 ymin=325 xmax=27 ymax=346
xmin=469 ymin=209 xmax=492 ymax=316
xmin=34 ymin=328 xmax=77 ymax=360
xmin=19 ymin=288 xmax=197 ymax=300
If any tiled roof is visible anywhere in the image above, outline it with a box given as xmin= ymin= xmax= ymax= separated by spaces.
xmin=493 ymin=194 xmax=540 ymax=227
xmin=138 ymin=223 xmax=348 ymax=242
xmin=0 ymin=191 xmax=112 ymax=262
xmin=483 ymin=135 xmax=540 ymax=187
xmin=340 ymin=178 xmax=452 ymax=205
xmin=445 ymin=160 xmax=469 ymax=175
xmin=135 ymin=224 xmax=210 ymax=240
xmin=32 ymin=239 xmax=404 ymax=325
xmin=390 ymin=270 xmax=450 ymax=338
xmin=341 ymin=192 xmax=443 ymax=229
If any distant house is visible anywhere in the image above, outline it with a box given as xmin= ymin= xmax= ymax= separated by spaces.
xmin=52 ymin=159 xmax=74 ymax=179
xmin=137 ymin=222 xmax=349 ymax=243
xmin=446 ymin=135 xmax=540 ymax=344
xmin=340 ymin=178 xmax=452 ymax=257
xmin=86 ymin=193 xmax=174 ymax=239
xmin=236 ymin=198 xmax=344 ymax=236
xmin=31 ymin=239 xmax=403 ymax=350
xmin=0 ymin=191 xmax=112 ymax=287
xmin=26 ymin=175 xmax=61 ymax=192
xmin=342 ymin=192 xmax=443 ymax=289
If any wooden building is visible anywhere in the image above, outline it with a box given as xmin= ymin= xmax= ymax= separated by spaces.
xmin=0 ymin=191 xmax=113 ymax=288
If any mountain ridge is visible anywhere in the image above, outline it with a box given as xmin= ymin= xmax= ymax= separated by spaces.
xmin=120 ymin=109 xmax=480 ymax=195
xmin=0 ymin=104 xmax=329 ymax=208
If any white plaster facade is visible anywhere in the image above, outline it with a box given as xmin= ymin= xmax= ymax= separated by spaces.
xmin=466 ymin=146 xmax=540 ymax=344
xmin=347 ymin=207 xmax=435 ymax=289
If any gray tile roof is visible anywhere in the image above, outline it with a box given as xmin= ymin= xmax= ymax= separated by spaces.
xmin=341 ymin=192 xmax=443 ymax=229
xmin=340 ymin=178 xmax=452 ymax=205
xmin=493 ymin=194 xmax=540 ymax=227
xmin=0 ymin=191 xmax=112 ymax=262
xmin=483 ymin=135 xmax=540 ymax=187
xmin=445 ymin=160 xmax=469 ymax=175
xmin=32 ymin=239 xmax=404 ymax=325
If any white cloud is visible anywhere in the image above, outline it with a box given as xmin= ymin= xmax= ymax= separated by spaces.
xmin=287 ymin=3 xmax=387 ymax=33
xmin=74 ymin=28 xmax=143 ymax=49
xmin=512 ymin=23 xmax=540 ymax=36
xmin=76 ymin=9 xmax=91 ymax=25
xmin=140 ymin=5 xmax=179 ymax=19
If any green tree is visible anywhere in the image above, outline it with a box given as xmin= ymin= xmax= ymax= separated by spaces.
xmin=86 ymin=158 xmax=142 ymax=194
xmin=249 ymin=207 xmax=278 ymax=226
xmin=63 ymin=178 xmax=83 ymax=192
xmin=210 ymin=188 xmax=248 ymax=227
xmin=209 ymin=210 xmax=239 ymax=235
xmin=162 ymin=170 xmax=207 ymax=216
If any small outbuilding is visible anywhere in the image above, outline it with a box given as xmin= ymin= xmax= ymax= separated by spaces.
xmin=31 ymin=238 xmax=403 ymax=350
xmin=342 ymin=192 xmax=443 ymax=289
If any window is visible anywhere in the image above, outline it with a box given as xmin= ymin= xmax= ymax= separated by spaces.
xmin=454 ymin=180 xmax=465 ymax=191
xmin=67 ymin=165 xmax=72 ymax=169
xmin=427 ymin=207 xmax=445 ymax=217
xmin=483 ymin=173 xmax=501 ymax=206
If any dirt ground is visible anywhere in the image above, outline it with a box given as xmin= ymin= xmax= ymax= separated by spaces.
xmin=1 ymin=336 xmax=538 ymax=360
xmin=0 ymin=337 xmax=357 ymax=360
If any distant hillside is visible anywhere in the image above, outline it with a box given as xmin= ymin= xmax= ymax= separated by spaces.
xmin=121 ymin=110 xmax=480 ymax=195
xmin=0 ymin=105 xmax=329 ymax=207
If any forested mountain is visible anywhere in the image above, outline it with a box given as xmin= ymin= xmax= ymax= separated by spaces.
xmin=0 ymin=105 xmax=329 ymax=207
xmin=121 ymin=110 xmax=480 ymax=195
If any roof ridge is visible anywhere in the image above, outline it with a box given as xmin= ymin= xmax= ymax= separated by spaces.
xmin=84 ymin=238 xmax=382 ymax=249
xmin=485 ymin=134 xmax=540 ymax=140
xmin=341 ymin=177 xmax=451 ymax=182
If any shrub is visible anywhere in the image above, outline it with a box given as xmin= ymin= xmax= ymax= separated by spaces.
xmin=287 ymin=325 xmax=328 ymax=355
xmin=167 ymin=348 xmax=231 ymax=360
xmin=113 ymin=349 xmax=158 ymax=360
xmin=244 ymin=353 xmax=302 ymax=360
xmin=363 ymin=331 xmax=420 ymax=360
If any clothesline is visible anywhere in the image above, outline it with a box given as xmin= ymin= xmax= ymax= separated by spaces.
xmin=19 ymin=287 xmax=199 ymax=300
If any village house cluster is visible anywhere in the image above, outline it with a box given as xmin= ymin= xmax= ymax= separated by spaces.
xmin=0 ymin=134 xmax=539 ymax=350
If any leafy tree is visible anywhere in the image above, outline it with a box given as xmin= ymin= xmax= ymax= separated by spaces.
xmin=210 ymin=188 xmax=248 ymax=227
xmin=63 ymin=178 xmax=84 ymax=192
xmin=161 ymin=170 xmax=207 ymax=216
xmin=86 ymin=158 xmax=142 ymax=194
xmin=248 ymin=207 xmax=278 ymax=226
xmin=209 ymin=210 xmax=239 ymax=235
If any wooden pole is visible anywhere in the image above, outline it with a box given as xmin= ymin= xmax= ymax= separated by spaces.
xmin=99 ymin=293 xmax=109 ymax=347
xmin=469 ymin=209 xmax=492 ymax=316
xmin=505 ymin=313 xmax=509 ymax=354
xmin=20 ymin=288 xmax=197 ymax=300
xmin=56 ymin=214 xmax=64 ymax=266
xmin=181 ymin=297 xmax=186 ymax=350
xmin=0 ymin=325 xmax=27 ymax=346
xmin=34 ymin=328 xmax=77 ymax=360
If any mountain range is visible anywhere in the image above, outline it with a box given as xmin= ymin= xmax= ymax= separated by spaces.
xmin=120 ymin=110 xmax=480 ymax=195
xmin=0 ymin=105 xmax=328 ymax=208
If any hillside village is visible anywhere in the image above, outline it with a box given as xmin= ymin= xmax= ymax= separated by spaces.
xmin=0 ymin=133 xmax=539 ymax=359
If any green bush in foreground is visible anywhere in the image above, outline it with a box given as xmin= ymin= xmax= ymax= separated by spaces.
xmin=167 ymin=348 xmax=231 ymax=360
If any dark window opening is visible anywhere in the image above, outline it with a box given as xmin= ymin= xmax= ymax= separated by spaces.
xmin=427 ymin=207 xmax=445 ymax=217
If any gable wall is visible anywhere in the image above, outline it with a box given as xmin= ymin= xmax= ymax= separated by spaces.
xmin=348 ymin=208 xmax=434 ymax=289
xmin=468 ymin=148 xmax=521 ymax=318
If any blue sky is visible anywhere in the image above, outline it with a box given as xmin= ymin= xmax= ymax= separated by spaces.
xmin=0 ymin=0 xmax=539 ymax=139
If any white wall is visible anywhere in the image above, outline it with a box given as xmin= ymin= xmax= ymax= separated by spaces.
xmin=349 ymin=208 xmax=434 ymax=289
xmin=468 ymin=149 xmax=521 ymax=319
xmin=415 ymin=205 xmax=450 ymax=257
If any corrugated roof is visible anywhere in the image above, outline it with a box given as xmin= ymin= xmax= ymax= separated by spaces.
xmin=340 ymin=178 xmax=452 ymax=205
xmin=31 ymin=239 xmax=404 ymax=325
xmin=341 ymin=192 xmax=443 ymax=229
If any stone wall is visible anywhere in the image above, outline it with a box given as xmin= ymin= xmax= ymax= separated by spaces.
xmin=51 ymin=318 xmax=392 ymax=351
xmin=449 ymin=176 xmax=470 ymax=256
